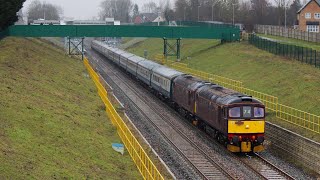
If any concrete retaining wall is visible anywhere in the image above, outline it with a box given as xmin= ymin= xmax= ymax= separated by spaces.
xmin=266 ymin=122 xmax=320 ymax=174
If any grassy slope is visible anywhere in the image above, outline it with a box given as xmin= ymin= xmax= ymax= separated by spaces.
xmin=126 ymin=38 xmax=320 ymax=140
xmin=0 ymin=37 xmax=141 ymax=179
xmin=127 ymin=38 xmax=221 ymax=61
xmin=257 ymin=33 xmax=320 ymax=51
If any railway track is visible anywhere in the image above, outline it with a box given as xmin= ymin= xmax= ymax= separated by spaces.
xmin=238 ymin=153 xmax=295 ymax=180
xmin=87 ymin=51 xmax=235 ymax=180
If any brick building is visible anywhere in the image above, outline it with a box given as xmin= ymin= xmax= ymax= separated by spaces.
xmin=297 ymin=0 xmax=320 ymax=32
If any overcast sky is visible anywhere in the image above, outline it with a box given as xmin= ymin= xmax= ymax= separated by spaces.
xmin=22 ymin=0 xmax=172 ymax=20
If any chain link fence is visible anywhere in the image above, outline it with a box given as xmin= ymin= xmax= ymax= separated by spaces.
xmin=249 ymin=34 xmax=320 ymax=68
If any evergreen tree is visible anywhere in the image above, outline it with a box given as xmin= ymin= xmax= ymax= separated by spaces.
xmin=288 ymin=0 xmax=302 ymax=26
xmin=0 ymin=0 xmax=26 ymax=31
xmin=133 ymin=4 xmax=139 ymax=18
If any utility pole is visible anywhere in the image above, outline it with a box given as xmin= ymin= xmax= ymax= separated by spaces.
xmin=43 ymin=3 xmax=46 ymax=20
xmin=212 ymin=4 xmax=214 ymax=21
xmin=285 ymin=4 xmax=287 ymax=29
xmin=198 ymin=5 xmax=201 ymax=21
xmin=232 ymin=3 xmax=235 ymax=25
xmin=184 ymin=7 xmax=186 ymax=21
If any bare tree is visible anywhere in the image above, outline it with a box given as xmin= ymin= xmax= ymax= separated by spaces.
xmin=142 ymin=1 xmax=158 ymax=13
xmin=164 ymin=0 xmax=174 ymax=21
xmin=99 ymin=0 xmax=133 ymax=22
xmin=274 ymin=0 xmax=293 ymax=26
xmin=27 ymin=0 xmax=62 ymax=21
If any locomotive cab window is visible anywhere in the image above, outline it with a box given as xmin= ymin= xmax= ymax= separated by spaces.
xmin=229 ymin=107 xmax=240 ymax=118
xmin=254 ymin=107 xmax=264 ymax=118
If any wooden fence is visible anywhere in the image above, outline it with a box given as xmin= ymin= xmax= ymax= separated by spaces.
xmin=254 ymin=25 xmax=320 ymax=43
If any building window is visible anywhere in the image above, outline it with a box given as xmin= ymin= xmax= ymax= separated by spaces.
xmin=305 ymin=13 xmax=311 ymax=19
xmin=306 ymin=25 xmax=319 ymax=32
xmin=315 ymin=13 xmax=320 ymax=19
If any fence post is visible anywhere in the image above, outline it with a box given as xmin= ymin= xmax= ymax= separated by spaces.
xmin=298 ymin=46 xmax=301 ymax=61
xmin=313 ymin=50 xmax=316 ymax=67
xmin=315 ymin=51 xmax=317 ymax=67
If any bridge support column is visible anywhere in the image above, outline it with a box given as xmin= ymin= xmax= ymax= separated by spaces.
xmin=163 ymin=38 xmax=181 ymax=60
xmin=67 ymin=37 xmax=85 ymax=60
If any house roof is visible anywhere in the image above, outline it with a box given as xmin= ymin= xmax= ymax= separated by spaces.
xmin=297 ymin=0 xmax=320 ymax=13
xmin=140 ymin=13 xmax=158 ymax=22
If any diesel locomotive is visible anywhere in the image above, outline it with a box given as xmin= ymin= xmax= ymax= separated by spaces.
xmin=91 ymin=40 xmax=265 ymax=153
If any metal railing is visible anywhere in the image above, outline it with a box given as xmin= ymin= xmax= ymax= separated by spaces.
xmin=153 ymin=55 xmax=319 ymax=134
xmin=277 ymin=104 xmax=320 ymax=134
xmin=249 ymin=34 xmax=320 ymax=68
xmin=84 ymin=58 xmax=165 ymax=180
xmin=241 ymin=87 xmax=278 ymax=112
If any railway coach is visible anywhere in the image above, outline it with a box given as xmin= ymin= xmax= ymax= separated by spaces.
xmin=91 ymin=40 xmax=265 ymax=153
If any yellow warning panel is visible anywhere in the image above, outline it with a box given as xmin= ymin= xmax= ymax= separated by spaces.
xmin=228 ymin=120 xmax=265 ymax=133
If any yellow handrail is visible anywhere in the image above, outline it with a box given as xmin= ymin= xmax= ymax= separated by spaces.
xmin=84 ymin=58 xmax=165 ymax=180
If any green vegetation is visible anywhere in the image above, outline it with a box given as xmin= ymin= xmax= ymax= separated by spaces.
xmin=257 ymin=33 xmax=320 ymax=51
xmin=0 ymin=0 xmax=25 ymax=31
xmin=128 ymin=38 xmax=221 ymax=60
xmin=126 ymin=38 xmax=320 ymax=141
xmin=0 ymin=37 xmax=141 ymax=179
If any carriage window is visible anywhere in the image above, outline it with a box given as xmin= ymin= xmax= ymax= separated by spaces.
xmin=243 ymin=106 xmax=252 ymax=118
xmin=254 ymin=107 xmax=264 ymax=118
xmin=229 ymin=107 xmax=240 ymax=118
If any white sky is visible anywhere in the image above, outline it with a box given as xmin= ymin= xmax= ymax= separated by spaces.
xmin=22 ymin=0 xmax=172 ymax=20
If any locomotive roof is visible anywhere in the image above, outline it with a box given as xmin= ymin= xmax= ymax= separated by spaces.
xmin=198 ymin=84 xmax=263 ymax=105
xmin=174 ymin=74 xmax=207 ymax=91
xmin=152 ymin=66 xmax=184 ymax=79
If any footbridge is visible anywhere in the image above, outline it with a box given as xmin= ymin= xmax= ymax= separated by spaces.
xmin=3 ymin=24 xmax=240 ymax=59
xmin=6 ymin=24 xmax=239 ymax=40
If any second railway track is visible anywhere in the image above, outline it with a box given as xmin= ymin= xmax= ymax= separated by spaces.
xmin=237 ymin=153 xmax=295 ymax=180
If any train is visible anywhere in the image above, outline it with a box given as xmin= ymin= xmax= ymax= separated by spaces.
xmin=91 ymin=40 xmax=265 ymax=153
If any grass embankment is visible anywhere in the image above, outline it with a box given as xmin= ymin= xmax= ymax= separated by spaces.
xmin=0 ymin=37 xmax=141 ymax=179
xmin=127 ymin=38 xmax=221 ymax=61
xmin=126 ymin=38 xmax=320 ymax=141
xmin=257 ymin=33 xmax=320 ymax=51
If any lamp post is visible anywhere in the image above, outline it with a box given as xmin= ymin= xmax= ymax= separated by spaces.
xmin=43 ymin=3 xmax=46 ymax=20
xmin=184 ymin=7 xmax=186 ymax=21
xmin=212 ymin=4 xmax=214 ymax=21
xmin=285 ymin=5 xmax=287 ymax=29
xmin=198 ymin=5 xmax=201 ymax=21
